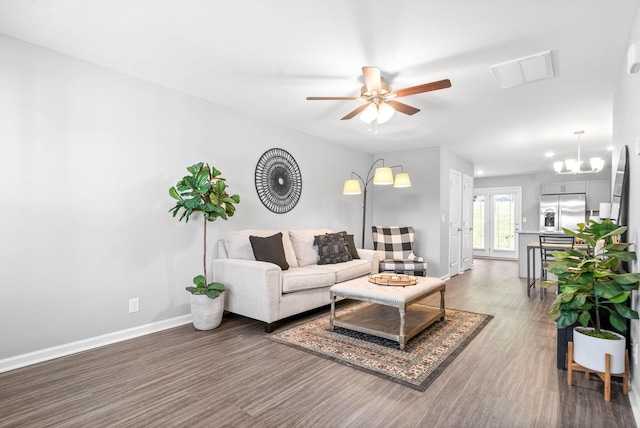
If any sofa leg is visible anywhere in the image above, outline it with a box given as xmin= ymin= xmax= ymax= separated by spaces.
xmin=264 ymin=322 xmax=276 ymax=333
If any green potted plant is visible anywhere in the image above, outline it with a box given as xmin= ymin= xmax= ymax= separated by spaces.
xmin=542 ymin=219 xmax=640 ymax=373
xmin=169 ymin=162 xmax=240 ymax=330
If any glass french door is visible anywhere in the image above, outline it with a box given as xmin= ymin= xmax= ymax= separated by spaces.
xmin=473 ymin=187 xmax=521 ymax=259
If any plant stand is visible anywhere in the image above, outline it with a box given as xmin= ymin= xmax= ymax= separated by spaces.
xmin=567 ymin=341 xmax=629 ymax=401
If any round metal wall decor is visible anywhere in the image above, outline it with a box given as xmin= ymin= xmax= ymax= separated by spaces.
xmin=254 ymin=148 xmax=302 ymax=213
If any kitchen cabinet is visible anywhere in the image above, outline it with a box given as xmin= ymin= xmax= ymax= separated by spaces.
xmin=586 ymin=180 xmax=611 ymax=211
xmin=541 ymin=181 xmax=586 ymax=194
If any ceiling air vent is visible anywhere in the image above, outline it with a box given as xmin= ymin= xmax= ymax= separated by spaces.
xmin=490 ymin=50 xmax=554 ymax=89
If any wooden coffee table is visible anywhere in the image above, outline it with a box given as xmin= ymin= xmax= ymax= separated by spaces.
xmin=330 ymin=275 xmax=446 ymax=350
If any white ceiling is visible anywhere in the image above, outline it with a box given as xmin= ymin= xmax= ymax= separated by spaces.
xmin=1 ymin=0 xmax=638 ymax=177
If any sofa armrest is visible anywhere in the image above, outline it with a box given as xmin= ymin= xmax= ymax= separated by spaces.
xmin=356 ymin=248 xmax=380 ymax=274
xmin=211 ymin=258 xmax=283 ymax=324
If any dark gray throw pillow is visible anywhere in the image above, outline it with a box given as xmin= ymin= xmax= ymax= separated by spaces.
xmin=250 ymin=232 xmax=289 ymax=270
xmin=314 ymin=232 xmax=353 ymax=265
xmin=345 ymin=233 xmax=360 ymax=259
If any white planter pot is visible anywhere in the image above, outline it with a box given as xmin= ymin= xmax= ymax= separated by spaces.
xmin=573 ymin=327 xmax=626 ymax=374
xmin=190 ymin=292 xmax=225 ymax=330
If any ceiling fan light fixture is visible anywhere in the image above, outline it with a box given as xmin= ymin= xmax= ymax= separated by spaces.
xmin=307 ymin=66 xmax=450 ymax=123
xmin=359 ymin=103 xmax=377 ymax=123
xmin=376 ymin=102 xmax=395 ymax=124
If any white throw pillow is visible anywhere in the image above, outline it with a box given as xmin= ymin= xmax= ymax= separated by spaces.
xmin=225 ymin=229 xmax=299 ymax=268
xmin=289 ymin=229 xmax=332 ymax=267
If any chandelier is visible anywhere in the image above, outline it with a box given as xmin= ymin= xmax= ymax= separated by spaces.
xmin=553 ymin=130 xmax=604 ymax=174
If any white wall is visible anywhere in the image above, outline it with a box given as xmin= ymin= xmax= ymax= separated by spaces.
xmin=0 ymin=35 xmax=371 ymax=360
xmin=613 ymin=5 xmax=640 ymax=410
xmin=370 ymin=147 xmax=472 ymax=278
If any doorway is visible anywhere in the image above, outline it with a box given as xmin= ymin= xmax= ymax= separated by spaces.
xmin=449 ymin=170 xmax=474 ymax=277
xmin=473 ymin=187 xmax=522 ymax=259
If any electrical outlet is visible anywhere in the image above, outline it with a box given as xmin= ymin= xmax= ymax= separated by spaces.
xmin=633 ymin=341 xmax=638 ymax=365
xmin=523 ymin=217 xmax=527 ymax=223
xmin=129 ymin=298 xmax=139 ymax=313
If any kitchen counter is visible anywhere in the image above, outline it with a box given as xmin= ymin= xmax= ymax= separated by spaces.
xmin=518 ymin=230 xmax=568 ymax=235
xmin=517 ymin=230 xmax=572 ymax=278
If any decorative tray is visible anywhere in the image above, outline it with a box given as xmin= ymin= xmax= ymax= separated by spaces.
xmin=368 ymin=273 xmax=417 ymax=286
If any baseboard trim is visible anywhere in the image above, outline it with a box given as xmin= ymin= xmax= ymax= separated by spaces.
xmin=0 ymin=314 xmax=193 ymax=374
xmin=629 ymin=387 xmax=640 ymax=426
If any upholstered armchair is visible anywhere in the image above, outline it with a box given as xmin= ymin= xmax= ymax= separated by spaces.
xmin=371 ymin=226 xmax=427 ymax=276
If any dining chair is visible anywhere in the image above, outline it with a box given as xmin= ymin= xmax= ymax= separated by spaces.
xmin=539 ymin=234 xmax=575 ymax=299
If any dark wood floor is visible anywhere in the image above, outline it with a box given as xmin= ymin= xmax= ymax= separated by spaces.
xmin=0 ymin=259 xmax=636 ymax=427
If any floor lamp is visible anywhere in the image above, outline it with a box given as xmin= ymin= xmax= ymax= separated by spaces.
xmin=343 ymin=158 xmax=412 ymax=248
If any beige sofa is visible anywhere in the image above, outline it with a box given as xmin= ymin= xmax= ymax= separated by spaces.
xmin=211 ymin=229 xmax=379 ymax=331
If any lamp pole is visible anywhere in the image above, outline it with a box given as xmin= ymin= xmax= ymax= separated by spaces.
xmin=345 ymin=158 xmax=410 ymax=248
xmin=351 ymin=158 xmax=386 ymax=248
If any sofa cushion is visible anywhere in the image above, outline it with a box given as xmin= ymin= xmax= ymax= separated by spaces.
xmin=320 ymin=259 xmax=372 ymax=283
xmin=314 ymin=232 xmax=352 ymax=265
xmin=226 ymin=229 xmax=299 ymax=268
xmin=249 ymin=233 xmax=289 ymax=270
xmin=289 ymin=229 xmax=332 ymax=267
xmin=379 ymin=259 xmax=427 ymax=276
xmin=282 ymin=266 xmax=336 ymax=293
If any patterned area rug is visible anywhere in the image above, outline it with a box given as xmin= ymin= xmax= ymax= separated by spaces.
xmin=268 ymin=303 xmax=493 ymax=391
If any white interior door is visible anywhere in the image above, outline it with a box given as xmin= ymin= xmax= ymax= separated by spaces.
xmin=473 ymin=187 xmax=522 ymax=259
xmin=462 ymin=174 xmax=474 ymax=271
xmin=449 ymin=170 xmax=462 ymax=277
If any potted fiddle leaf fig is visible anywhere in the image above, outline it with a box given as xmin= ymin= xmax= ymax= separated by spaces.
xmin=542 ymin=219 xmax=640 ymax=373
xmin=169 ymin=162 xmax=240 ymax=330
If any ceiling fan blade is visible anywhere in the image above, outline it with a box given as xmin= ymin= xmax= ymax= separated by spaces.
xmin=362 ymin=66 xmax=382 ymax=93
xmin=386 ymin=100 xmax=420 ymax=115
xmin=306 ymin=96 xmax=358 ymax=100
xmin=341 ymin=104 xmax=369 ymax=120
xmin=393 ymin=79 xmax=452 ymax=98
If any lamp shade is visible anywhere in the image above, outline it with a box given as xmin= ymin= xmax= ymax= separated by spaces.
xmin=342 ymin=179 xmax=362 ymax=195
xmin=373 ymin=167 xmax=394 ymax=185
xmin=599 ymin=202 xmax=612 ymax=219
xmin=376 ymin=102 xmax=395 ymax=124
xmin=553 ymin=161 xmax=564 ymax=173
xmin=393 ymin=173 xmax=412 ymax=188
xmin=590 ymin=157 xmax=604 ymax=172
xmin=359 ymin=103 xmax=377 ymax=123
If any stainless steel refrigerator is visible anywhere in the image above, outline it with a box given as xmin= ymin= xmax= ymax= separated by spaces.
xmin=539 ymin=194 xmax=586 ymax=231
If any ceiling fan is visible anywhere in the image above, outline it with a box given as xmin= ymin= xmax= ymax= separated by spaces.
xmin=306 ymin=66 xmax=451 ymax=123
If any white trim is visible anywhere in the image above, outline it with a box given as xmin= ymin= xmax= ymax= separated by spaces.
xmin=629 ymin=388 xmax=640 ymax=426
xmin=0 ymin=314 xmax=192 ymax=373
